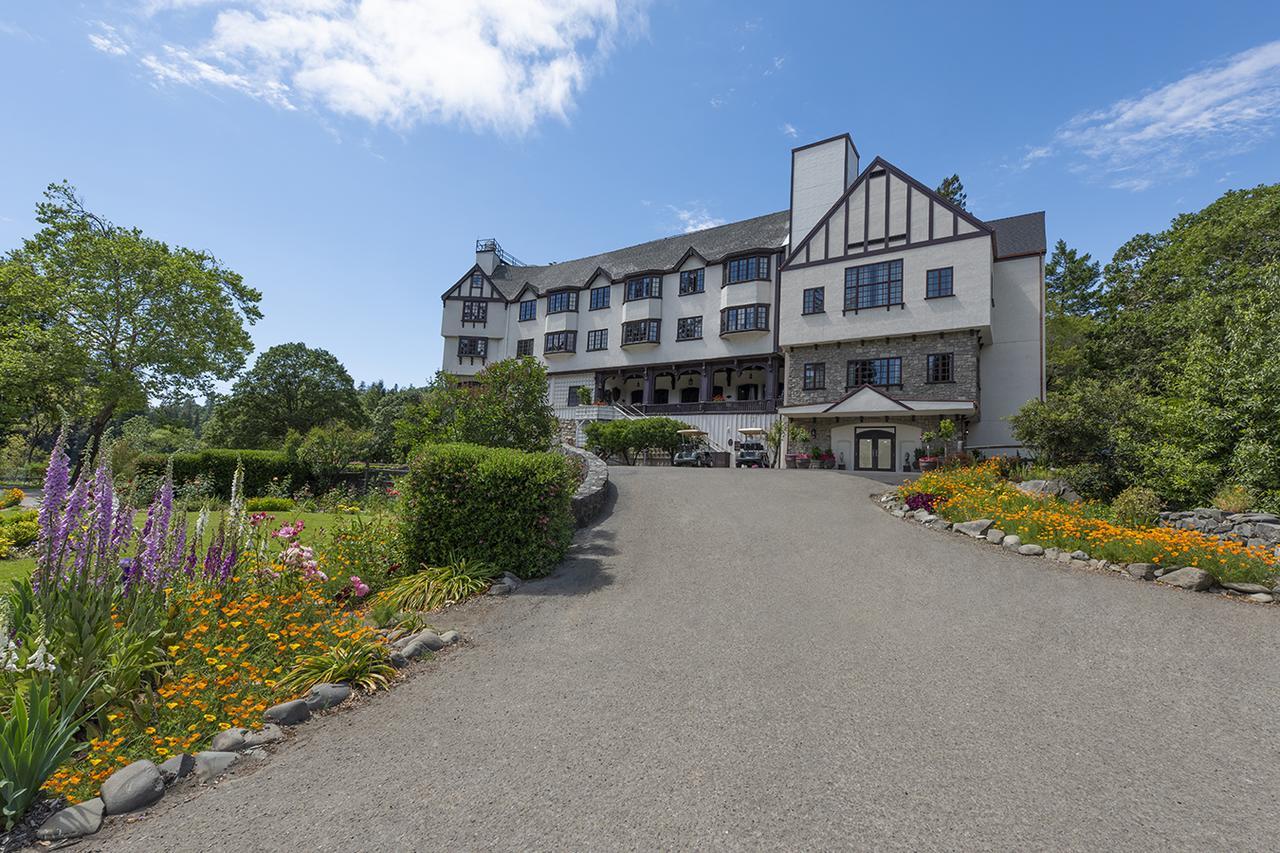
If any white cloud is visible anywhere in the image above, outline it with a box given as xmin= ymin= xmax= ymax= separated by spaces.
xmin=669 ymin=205 xmax=725 ymax=234
xmin=1049 ymin=39 xmax=1280 ymax=190
xmin=88 ymin=23 xmax=131 ymax=56
xmin=97 ymin=0 xmax=648 ymax=133
xmin=780 ymin=122 xmax=797 ymax=138
xmin=0 ymin=20 xmax=34 ymax=40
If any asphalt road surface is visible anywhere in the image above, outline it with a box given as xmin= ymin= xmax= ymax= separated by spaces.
xmin=97 ymin=467 xmax=1280 ymax=851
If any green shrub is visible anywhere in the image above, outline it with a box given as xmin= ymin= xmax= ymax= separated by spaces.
xmin=319 ymin=515 xmax=402 ymax=601
xmin=1212 ymin=483 xmax=1254 ymax=514
xmin=377 ymin=558 xmax=497 ymax=612
xmin=135 ymin=450 xmax=307 ymax=499
xmin=400 ymin=443 xmax=575 ymax=579
xmin=245 ymin=496 xmax=296 ymax=512
xmin=0 ymin=511 xmax=38 ymax=552
xmin=583 ymin=417 xmax=692 ymax=464
xmin=1112 ymin=485 xmax=1163 ymax=527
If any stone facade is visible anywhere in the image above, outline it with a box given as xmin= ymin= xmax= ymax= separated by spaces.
xmin=783 ymin=330 xmax=979 ymax=406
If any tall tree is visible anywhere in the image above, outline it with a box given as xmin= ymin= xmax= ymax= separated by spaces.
xmin=0 ymin=182 xmax=261 ymax=473
xmin=205 ymin=342 xmax=366 ymax=448
xmin=1043 ymin=239 xmax=1103 ymax=390
xmin=1045 ymin=239 xmax=1102 ymax=318
xmin=935 ymin=174 xmax=967 ymax=210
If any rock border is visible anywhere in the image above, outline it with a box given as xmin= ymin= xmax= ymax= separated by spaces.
xmin=560 ymin=444 xmax=609 ymax=528
xmin=32 ymin=630 xmax=466 ymax=843
xmin=876 ymin=493 xmax=1277 ymax=606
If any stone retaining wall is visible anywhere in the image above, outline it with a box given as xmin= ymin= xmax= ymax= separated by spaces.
xmin=1159 ymin=509 xmax=1280 ymax=555
xmin=560 ymin=444 xmax=609 ymax=528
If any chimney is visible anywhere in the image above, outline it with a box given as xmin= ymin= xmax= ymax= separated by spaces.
xmin=789 ymin=134 xmax=858 ymax=245
xmin=475 ymin=238 xmax=499 ymax=275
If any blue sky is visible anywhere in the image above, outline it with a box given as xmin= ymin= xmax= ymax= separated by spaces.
xmin=2 ymin=1 xmax=1278 ymax=389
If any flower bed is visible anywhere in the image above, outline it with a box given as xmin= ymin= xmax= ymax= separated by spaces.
xmin=899 ymin=462 xmax=1278 ymax=586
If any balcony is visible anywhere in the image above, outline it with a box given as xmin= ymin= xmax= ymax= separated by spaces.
xmin=630 ymin=399 xmax=778 ymax=415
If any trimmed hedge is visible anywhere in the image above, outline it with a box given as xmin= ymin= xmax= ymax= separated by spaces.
xmin=400 ymin=443 xmax=575 ymax=579
xmin=135 ymin=450 xmax=306 ymax=498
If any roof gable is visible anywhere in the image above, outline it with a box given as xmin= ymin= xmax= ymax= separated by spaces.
xmin=783 ymin=157 xmax=992 ymax=270
xmin=442 ymin=265 xmax=505 ymax=301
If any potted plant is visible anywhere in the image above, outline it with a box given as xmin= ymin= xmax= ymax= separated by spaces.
xmin=820 ymin=448 xmax=836 ymax=469
xmin=577 ymin=386 xmax=593 ymax=407
xmin=795 ymin=451 xmax=811 ymax=469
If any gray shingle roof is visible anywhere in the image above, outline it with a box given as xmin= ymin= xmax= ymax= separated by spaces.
xmin=489 ymin=210 xmax=790 ymax=299
xmin=987 ymin=211 xmax=1046 ymax=259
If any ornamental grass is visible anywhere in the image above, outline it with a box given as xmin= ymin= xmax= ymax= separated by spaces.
xmin=899 ymin=461 xmax=1278 ymax=586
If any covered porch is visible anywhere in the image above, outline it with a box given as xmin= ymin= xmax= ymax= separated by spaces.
xmin=595 ymin=355 xmax=785 ymax=415
xmin=778 ymin=386 xmax=976 ymax=472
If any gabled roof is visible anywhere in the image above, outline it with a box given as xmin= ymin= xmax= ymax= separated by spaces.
xmin=779 ymin=385 xmax=977 ymax=417
xmin=481 ymin=211 xmax=790 ymax=300
xmin=988 ymin=212 xmax=1046 ymax=259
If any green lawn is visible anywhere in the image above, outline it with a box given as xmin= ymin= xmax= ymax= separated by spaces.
xmin=0 ymin=510 xmax=364 ymax=586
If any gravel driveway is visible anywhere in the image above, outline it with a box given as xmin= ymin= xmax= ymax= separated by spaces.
xmin=97 ymin=467 xmax=1280 ymax=851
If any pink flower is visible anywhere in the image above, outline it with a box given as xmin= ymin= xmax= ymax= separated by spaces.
xmin=350 ymin=575 xmax=370 ymax=598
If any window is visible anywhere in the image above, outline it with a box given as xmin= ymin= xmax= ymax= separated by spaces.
xmin=679 ymin=268 xmax=704 ymax=295
xmin=844 ymin=260 xmax=904 ymax=311
xmin=726 ymin=255 xmax=770 ymax=284
xmin=803 ymin=362 xmax=825 ymax=390
xmin=676 ymin=316 xmax=703 ymax=340
xmin=847 ymin=357 xmax=902 ymax=387
xmin=457 ymin=337 xmax=487 ymax=357
xmin=519 ymin=299 xmax=536 ymax=321
xmin=625 ymin=275 xmax=662 ymax=301
xmin=516 ymin=338 xmax=534 ymax=357
xmin=926 ymin=267 xmax=954 ymax=299
xmin=802 ymin=287 xmax=825 ymax=315
xmin=590 ymin=286 xmax=611 ymax=310
xmin=567 ymin=386 xmax=585 ymax=406
xmin=547 ymin=290 xmax=578 ymax=314
xmin=469 ymin=272 xmax=484 ymax=295
xmin=621 ymin=319 xmax=660 ymax=345
xmin=720 ymin=304 xmax=769 ymax=334
xmin=927 ymin=353 xmax=954 ymax=383
xmin=462 ymin=300 xmax=487 ymax=323
xmin=586 ymin=329 xmax=608 ymax=351
xmin=544 ymin=331 xmax=576 ymax=353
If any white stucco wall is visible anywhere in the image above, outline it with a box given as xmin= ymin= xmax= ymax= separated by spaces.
xmin=968 ymin=254 xmax=1045 ymax=450
xmin=778 ymin=236 xmax=994 ymax=346
xmin=791 ymin=137 xmax=855 ymax=245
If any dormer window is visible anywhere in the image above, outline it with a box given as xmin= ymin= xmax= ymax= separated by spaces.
xmin=547 ymin=290 xmax=579 ymax=314
xmin=679 ymin=269 xmax=704 ymax=295
xmin=469 ymin=272 xmax=485 ymax=295
xmin=725 ymin=255 xmax=770 ymax=284
xmin=624 ymin=275 xmax=662 ymax=301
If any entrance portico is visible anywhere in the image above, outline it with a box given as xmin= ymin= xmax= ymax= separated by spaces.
xmin=778 ymin=385 xmax=975 ymax=471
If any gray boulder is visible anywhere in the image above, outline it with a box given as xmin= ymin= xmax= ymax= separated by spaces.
xmin=193 ymin=751 xmax=240 ymax=783
xmin=439 ymin=630 xmax=460 ymax=645
xmin=1017 ymin=544 xmax=1045 ymax=556
xmin=1069 ymin=550 xmax=1089 ymax=561
xmin=98 ymin=758 xmax=163 ymax=814
xmin=158 ymin=753 xmax=195 ymax=783
xmin=1001 ymin=535 xmax=1022 ymax=549
xmin=501 ymin=572 xmax=523 ymax=589
xmin=305 ymin=682 xmax=352 ymax=712
xmin=1016 ymin=479 xmax=1081 ymax=503
xmin=1221 ymin=581 xmax=1273 ymax=594
xmin=1125 ymin=563 xmax=1157 ymax=581
xmin=913 ymin=509 xmax=933 ymax=522
xmin=210 ymin=727 xmax=251 ymax=752
xmin=410 ymin=630 xmax=445 ymax=652
xmin=985 ymin=528 xmax=1005 ymax=544
xmin=954 ymin=519 xmax=994 ymax=538
xmin=1248 ymin=593 xmax=1274 ymax=603
xmin=100 ymin=760 xmax=164 ymax=815
xmin=1043 ymin=547 xmax=1061 ymax=561
xmin=891 ymin=509 xmax=906 ymax=518
xmin=1253 ymin=522 xmax=1280 ymax=543
xmin=264 ymin=699 xmax=311 ymax=726
xmin=244 ymin=724 xmax=285 ymax=748
xmin=487 ymin=582 xmax=512 ymax=596
xmin=1155 ymin=566 xmax=1215 ymax=591
xmin=36 ymin=798 xmax=105 ymax=841
xmin=928 ymin=519 xmax=952 ymax=531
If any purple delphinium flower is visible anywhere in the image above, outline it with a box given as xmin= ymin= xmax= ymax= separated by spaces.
xmin=92 ymin=455 xmax=115 ymax=573
xmin=56 ymin=474 xmax=92 ymax=585
xmin=36 ymin=429 xmax=70 ymax=561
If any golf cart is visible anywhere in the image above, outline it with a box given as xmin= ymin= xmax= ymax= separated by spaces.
xmin=672 ymin=429 xmax=714 ymax=467
xmin=735 ymin=427 xmax=769 ymax=468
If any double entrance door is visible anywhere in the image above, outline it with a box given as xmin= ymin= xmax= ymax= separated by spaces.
xmin=855 ymin=428 xmax=895 ymax=472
